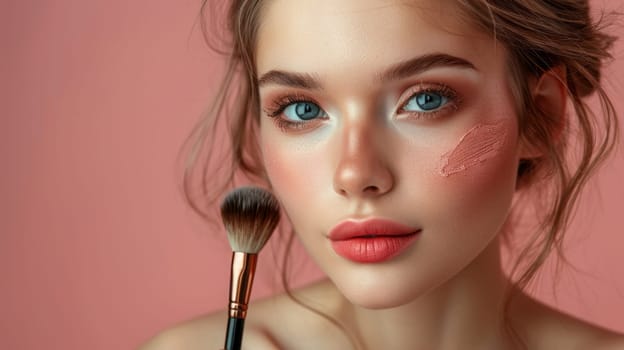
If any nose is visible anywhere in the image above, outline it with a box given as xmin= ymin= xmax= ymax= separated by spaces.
xmin=333 ymin=118 xmax=394 ymax=198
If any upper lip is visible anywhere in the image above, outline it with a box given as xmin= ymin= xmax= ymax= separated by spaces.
xmin=328 ymin=218 xmax=420 ymax=241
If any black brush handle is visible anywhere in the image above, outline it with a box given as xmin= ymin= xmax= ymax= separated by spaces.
xmin=224 ymin=317 xmax=245 ymax=350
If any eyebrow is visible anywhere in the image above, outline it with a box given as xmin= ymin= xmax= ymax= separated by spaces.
xmin=378 ymin=53 xmax=476 ymax=83
xmin=257 ymin=71 xmax=321 ymax=89
xmin=257 ymin=53 xmax=476 ymax=89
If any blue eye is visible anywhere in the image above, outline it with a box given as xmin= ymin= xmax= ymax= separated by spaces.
xmin=283 ymin=102 xmax=324 ymax=121
xmin=403 ymin=92 xmax=448 ymax=112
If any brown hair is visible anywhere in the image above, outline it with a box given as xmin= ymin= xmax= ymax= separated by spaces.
xmin=181 ymin=0 xmax=619 ymax=348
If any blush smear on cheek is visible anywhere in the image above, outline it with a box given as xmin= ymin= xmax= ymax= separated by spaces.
xmin=438 ymin=120 xmax=510 ymax=177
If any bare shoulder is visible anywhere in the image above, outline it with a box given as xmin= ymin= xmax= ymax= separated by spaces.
xmin=516 ymin=294 xmax=624 ymax=350
xmin=136 ymin=279 xmax=342 ymax=350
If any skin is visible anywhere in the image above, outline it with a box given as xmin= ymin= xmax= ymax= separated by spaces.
xmin=258 ymin=0 xmax=519 ymax=324
xmin=138 ymin=0 xmax=624 ymax=349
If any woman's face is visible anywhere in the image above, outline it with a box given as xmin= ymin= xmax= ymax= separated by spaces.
xmin=257 ymin=0 xmax=522 ymax=308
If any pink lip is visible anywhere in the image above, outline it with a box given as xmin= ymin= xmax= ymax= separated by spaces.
xmin=328 ymin=218 xmax=421 ymax=263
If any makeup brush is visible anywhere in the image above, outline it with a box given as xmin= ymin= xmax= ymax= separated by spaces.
xmin=220 ymin=186 xmax=280 ymax=350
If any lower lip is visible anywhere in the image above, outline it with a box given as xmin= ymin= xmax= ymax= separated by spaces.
xmin=330 ymin=233 xmax=419 ymax=263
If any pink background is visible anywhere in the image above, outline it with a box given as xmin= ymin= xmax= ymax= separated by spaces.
xmin=2 ymin=1 xmax=623 ymax=349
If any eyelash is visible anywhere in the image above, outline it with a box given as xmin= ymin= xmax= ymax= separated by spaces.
xmin=263 ymin=93 xmax=326 ymax=131
xmin=397 ymin=84 xmax=460 ymax=120
xmin=263 ymin=84 xmax=461 ymax=131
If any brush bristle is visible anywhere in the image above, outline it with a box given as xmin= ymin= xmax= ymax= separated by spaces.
xmin=220 ymin=186 xmax=281 ymax=254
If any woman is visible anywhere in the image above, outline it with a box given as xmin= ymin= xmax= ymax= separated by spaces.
xmin=140 ymin=0 xmax=623 ymax=348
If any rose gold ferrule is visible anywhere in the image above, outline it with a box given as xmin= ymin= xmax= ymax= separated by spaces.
xmin=228 ymin=252 xmax=258 ymax=319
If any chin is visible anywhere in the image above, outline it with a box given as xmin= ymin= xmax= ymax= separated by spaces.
xmin=345 ymin=286 xmax=421 ymax=310
xmin=353 ymin=297 xmax=409 ymax=310
xmin=331 ymin=270 xmax=433 ymax=310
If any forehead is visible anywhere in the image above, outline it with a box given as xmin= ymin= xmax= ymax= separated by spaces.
xmin=256 ymin=0 xmax=500 ymax=77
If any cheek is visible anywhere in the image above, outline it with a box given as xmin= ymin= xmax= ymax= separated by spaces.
xmin=438 ymin=119 xmax=510 ymax=177
xmin=423 ymin=117 xmax=519 ymax=235
xmin=395 ymin=116 xmax=518 ymax=240
xmin=260 ymin=131 xmax=331 ymax=218
xmin=261 ymin=140 xmax=302 ymax=196
xmin=445 ymin=117 xmax=516 ymax=178
xmin=439 ymin=118 xmax=518 ymax=197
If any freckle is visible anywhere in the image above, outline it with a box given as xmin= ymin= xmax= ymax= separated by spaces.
xmin=438 ymin=120 xmax=509 ymax=177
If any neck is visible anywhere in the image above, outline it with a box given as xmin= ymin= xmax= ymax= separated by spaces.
xmin=335 ymin=236 xmax=519 ymax=350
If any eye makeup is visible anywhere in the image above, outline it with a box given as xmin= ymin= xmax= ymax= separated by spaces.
xmin=262 ymin=93 xmax=328 ymax=132
xmin=261 ymin=82 xmax=462 ymax=133
xmin=263 ymin=93 xmax=319 ymax=118
xmin=396 ymin=83 xmax=460 ymax=121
